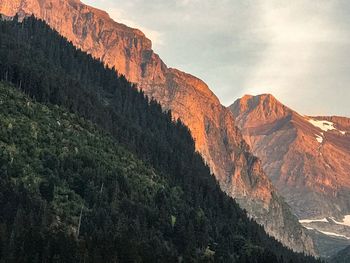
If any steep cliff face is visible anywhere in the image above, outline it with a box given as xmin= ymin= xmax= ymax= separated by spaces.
xmin=231 ymin=94 xmax=350 ymax=219
xmin=231 ymin=94 xmax=350 ymax=254
xmin=0 ymin=0 xmax=315 ymax=254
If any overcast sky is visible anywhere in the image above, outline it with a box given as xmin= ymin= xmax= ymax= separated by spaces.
xmin=84 ymin=0 xmax=350 ymax=116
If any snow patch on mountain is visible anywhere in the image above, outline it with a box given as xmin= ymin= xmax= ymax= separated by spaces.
xmin=315 ymin=134 xmax=323 ymax=143
xmin=299 ymin=218 xmax=329 ymax=224
xmin=331 ymin=215 xmax=350 ymax=227
xmin=308 ymin=119 xmax=336 ymax=132
xmin=308 ymin=118 xmax=347 ymax=135
xmin=318 ymin=230 xmax=350 ymax=239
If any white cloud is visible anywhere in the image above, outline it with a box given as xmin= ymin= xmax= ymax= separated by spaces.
xmin=240 ymin=1 xmax=350 ymax=115
xmin=175 ymin=0 xmax=200 ymax=7
xmin=83 ymin=0 xmax=350 ymax=116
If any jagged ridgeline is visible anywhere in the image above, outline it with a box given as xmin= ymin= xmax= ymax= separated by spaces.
xmin=0 ymin=16 xmax=319 ymax=262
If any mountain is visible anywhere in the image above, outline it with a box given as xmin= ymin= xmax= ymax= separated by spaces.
xmin=230 ymin=94 xmax=350 ymax=256
xmin=0 ymin=81 xmax=272 ymax=262
xmin=0 ymin=0 xmax=316 ymax=253
xmin=0 ymin=17 xmax=320 ymax=262
xmin=330 ymin=245 xmax=350 ymax=263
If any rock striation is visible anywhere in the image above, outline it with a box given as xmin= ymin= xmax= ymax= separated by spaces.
xmin=231 ymin=94 xmax=350 ymax=255
xmin=0 ymin=0 xmax=316 ymax=254
xmin=231 ymin=94 xmax=350 ymax=219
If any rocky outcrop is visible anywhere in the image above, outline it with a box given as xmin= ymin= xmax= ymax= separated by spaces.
xmin=231 ymin=94 xmax=350 ymax=254
xmin=231 ymin=94 xmax=350 ymax=219
xmin=0 ymin=0 xmax=316 ymax=254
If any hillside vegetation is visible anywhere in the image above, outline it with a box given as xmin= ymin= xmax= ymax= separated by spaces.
xmin=0 ymin=16 xmax=320 ymax=262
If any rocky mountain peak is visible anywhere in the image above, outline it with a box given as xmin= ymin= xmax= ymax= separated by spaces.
xmin=239 ymin=93 xmax=281 ymax=108
xmin=230 ymin=94 xmax=350 ymax=255
xmin=231 ymin=93 xmax=293 ymax=129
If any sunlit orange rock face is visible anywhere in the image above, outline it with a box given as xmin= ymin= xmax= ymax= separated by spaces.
xmin=0 ymin=0 xmax=316 ymax=254
xmin=231 ymin=94 xmax=350 ymax=219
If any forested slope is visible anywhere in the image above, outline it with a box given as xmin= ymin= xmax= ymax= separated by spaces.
xmin=0 ymin=16 xmax=319 ymax=262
